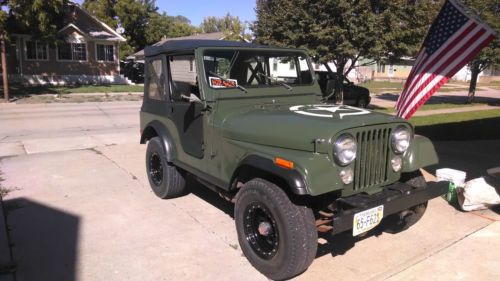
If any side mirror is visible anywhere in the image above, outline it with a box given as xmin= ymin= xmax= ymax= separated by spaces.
xmin=181 ymin=93 xmax=203 ymax=104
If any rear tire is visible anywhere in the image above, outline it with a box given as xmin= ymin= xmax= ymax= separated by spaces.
xmin=235 ymin=179 xmax=317 ymax=280
xmin=384 ymin=171 xmax=428 ymax=233
xmin=146 ymin=137 xmax=187 ymax=199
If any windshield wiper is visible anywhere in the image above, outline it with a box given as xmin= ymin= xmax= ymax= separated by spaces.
xmin=257 ymin=72 xmax=293 ymax=90
xmin=208 ymin=71 xmax=248 ymax=93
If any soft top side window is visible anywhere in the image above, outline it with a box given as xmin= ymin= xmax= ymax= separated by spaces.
xmin=146 ymin=57 xmax=167 ymax=101
xmin=168 ymin=54 xmax=199 ymax=101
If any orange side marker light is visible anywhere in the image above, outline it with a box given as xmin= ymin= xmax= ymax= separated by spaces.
xmin=275 ymin=157 xmax=294 ymax=169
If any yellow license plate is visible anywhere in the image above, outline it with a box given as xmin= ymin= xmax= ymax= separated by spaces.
xmin=353 ymin=205 xmax=384 ymax=236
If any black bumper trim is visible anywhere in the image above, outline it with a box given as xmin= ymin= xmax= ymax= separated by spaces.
xmin=330 ymin=181 xmax=448 ymax=235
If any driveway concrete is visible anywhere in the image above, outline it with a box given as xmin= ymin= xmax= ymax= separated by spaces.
xmin=1 ymin=102 xmax=499 ymax=281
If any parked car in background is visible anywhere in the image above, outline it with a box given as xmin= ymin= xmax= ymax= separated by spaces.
xmin=316 ymin=70 xmax=371 ymax=108
xmin=120 ymin=60 xmax=145 ymax=84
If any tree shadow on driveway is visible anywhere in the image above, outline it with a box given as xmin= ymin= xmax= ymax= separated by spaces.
xmin=186 ymin=176 xmax=235 ymax=218
xmin=416 ymin=117 xmax=500 ymax=179
xmin=3 ymin=198 xmax=79 ymax=281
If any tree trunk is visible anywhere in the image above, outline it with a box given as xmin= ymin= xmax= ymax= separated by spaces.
xmin=467 ymin=62 xmax=480 ymax=104
xmin=1 ymin=33 xmax=8 ymax=102
xmin=335 ymin=63 xmax=345 ymax=104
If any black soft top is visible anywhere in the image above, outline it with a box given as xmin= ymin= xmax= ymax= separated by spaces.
xmin=144 ymin=39 xmax=278 ymax=57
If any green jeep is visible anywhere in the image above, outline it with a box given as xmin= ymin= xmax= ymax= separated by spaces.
xmin=140 ymin=40 xmax=447 ymax=280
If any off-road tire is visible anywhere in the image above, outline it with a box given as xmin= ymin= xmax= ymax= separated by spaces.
xmin=146 ymin=137 xmax=187 ymax=199
xmin=235 ymin=178 xmax=317 ymax=280
xmin=384 ymin=171 xmax=428 ymax=233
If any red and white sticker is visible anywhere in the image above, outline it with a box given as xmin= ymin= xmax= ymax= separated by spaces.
xmin=209 ymin=76 xmax=238 ymax=88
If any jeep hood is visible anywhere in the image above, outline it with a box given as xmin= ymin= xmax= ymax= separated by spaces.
xmin=221 ymin=104 xmax=404 ymax=151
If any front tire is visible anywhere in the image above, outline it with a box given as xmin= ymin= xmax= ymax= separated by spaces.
xmin=235 ymin=179 xmax=317 ymax=280
xmin=146 ymin=137 xmax=187 ymax=199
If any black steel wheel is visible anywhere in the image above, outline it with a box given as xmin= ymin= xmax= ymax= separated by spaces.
xmin=243 ymin=202 xmax=280 ymax=260
xmin=149 ymin=152 xmax=163 ymax=186
xmin=235 ymin=178 xmax=317 ymax=280
xmin=146 ymin=137 xmax=187 ymax=199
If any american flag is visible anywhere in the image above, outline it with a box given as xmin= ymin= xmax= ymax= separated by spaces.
xmin=395 ymin=0 xmax=496 ymax=120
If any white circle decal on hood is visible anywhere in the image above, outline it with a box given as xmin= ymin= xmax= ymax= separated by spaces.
xmin=289 ymin=104 xmax=370 ymax=119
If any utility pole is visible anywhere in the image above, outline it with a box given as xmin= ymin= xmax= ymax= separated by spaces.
xmin=1 ymin=33 xmax=8 ymax=102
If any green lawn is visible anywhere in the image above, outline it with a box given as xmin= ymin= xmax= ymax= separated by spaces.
xmin=410 ymin=109 xmax=500 ymax=126
xmin=2 ymin=84 xmax=144 ymax=97
xmin=360 ymin=80 xmax=489 ymax=94
xmin=360 ymin=81 xmax=404 ymax=94
xmin=412 ymin=109 xmax=500 ymax=141
xmin=374 ymin=102 xmax=488 ymax=113
xmin=62 ymin=84 xmax=144 ymax=93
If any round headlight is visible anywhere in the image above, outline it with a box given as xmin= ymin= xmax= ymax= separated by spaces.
xmin=334 ymin=134 xmax=357 ymax=166
xmin=391 ymin=126 xmax=411 ymax=154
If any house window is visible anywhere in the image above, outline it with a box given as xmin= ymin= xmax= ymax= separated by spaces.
xmin=25 ymin=41 xmax=48 ymax=60
xmin=58 ymin=42 xmax=87 ymax=61
xmin=96 ymin=44 xmax=114 ymax=62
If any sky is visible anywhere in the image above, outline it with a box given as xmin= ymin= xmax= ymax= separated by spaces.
xmin=73 ymin=0 xmax=257 ymax=27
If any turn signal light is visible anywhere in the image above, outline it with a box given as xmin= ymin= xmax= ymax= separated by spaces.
xmin=275 ymin=157 xmax=294 ymax=169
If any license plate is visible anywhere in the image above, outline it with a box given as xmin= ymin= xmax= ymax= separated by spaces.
xmin=353 ymin=205 xmax=384 ymax=236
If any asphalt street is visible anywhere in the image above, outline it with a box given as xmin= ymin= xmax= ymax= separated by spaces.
xmin=0 ymin=101 xmax=499 ymax=281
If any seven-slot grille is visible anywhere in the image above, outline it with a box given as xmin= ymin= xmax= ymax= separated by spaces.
xmin=353 ymin=127 xmax=392 ymax=190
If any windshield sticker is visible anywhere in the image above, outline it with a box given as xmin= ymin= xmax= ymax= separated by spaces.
xmin=209 ymin=76 xmax=238 ymax=88
xmin=289 ymin=105 xmax=371 ymax=119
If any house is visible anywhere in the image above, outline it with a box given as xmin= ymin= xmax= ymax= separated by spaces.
xmin=5 ymin=1 xmax=127 ymax=85
xmin=360 ymin=58 xmax=500 ymax=83
xmin=126 ymin=31 xmax=250 ymax=62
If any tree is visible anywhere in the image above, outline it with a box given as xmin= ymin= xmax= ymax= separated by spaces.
xmin=253 ymin=0 xmax=441 ymax=102
xmin=201 ymin=13 xmax=249 ymax=41
xmin=82 ymin=0 xmax=118 ymax=28
xmin=82 ymin=0 xmax=197 ymax=58
xmin=1 ymin=0 xmax=69 ymax=101
xmin=145 ymin=12 xmax=196 ymax=44
xmin=114 ymin=0 xmax=156 ymax=52
xmin=461 ymin=0 xmax=499 ymax=103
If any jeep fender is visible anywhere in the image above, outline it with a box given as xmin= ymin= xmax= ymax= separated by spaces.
xmin=402 ymin=135 xmax=438 ymax=172
xmin=140 ymin=120 xmax=177 ymax=162
xmin=234 ymin=155 xmax=309 ymax=195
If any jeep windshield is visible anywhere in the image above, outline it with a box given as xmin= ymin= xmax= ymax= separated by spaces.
xmin=203 ymin=50 xmax=313 ymax=90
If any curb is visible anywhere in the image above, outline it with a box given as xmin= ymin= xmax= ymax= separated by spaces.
xmin=41 ymin=92 xmax=143 ymax=97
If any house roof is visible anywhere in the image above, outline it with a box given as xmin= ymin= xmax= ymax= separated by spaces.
xmin=127 ymin=32 xmax=249 ymax=60
xmin=9 ymin=1 xmax=125 ymax=42
xmin=144 ymin=39 xmax=269 ymax=57
xmin=64 ymin=2 xmax=126 ymax=42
